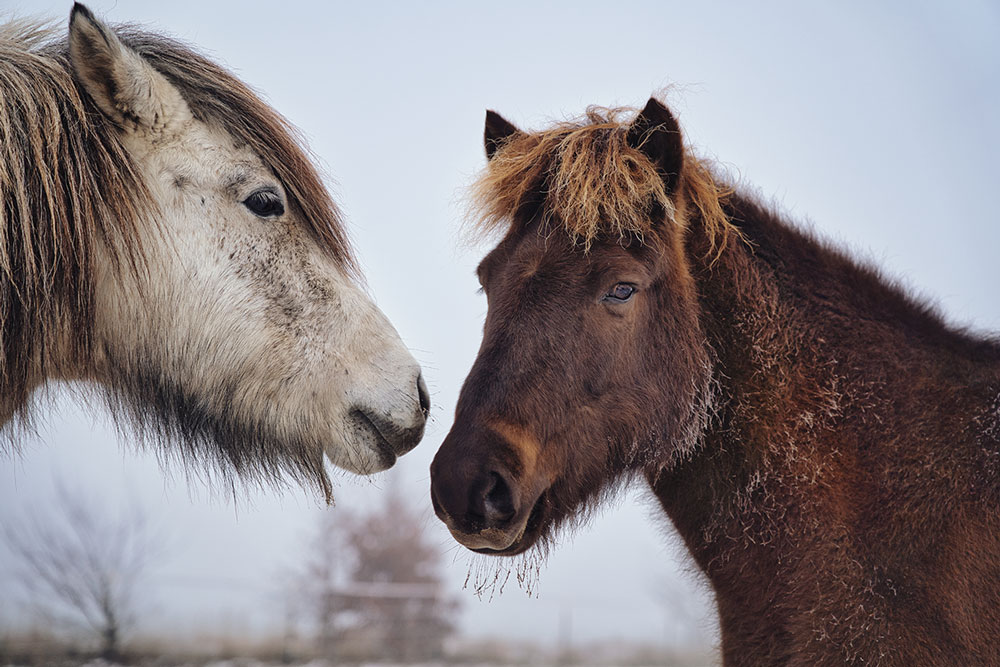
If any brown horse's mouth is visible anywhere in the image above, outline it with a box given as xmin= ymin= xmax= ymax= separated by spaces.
xmin=462 ymin=489 xmax=548 ymax=556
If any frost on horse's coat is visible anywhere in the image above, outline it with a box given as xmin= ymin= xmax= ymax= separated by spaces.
xmin=431 ymin=98 xmax=1000 ymax=665
xmin=0 ymin=5 xmax=428 ymax=496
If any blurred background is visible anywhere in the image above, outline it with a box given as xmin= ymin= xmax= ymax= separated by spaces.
xmin=1 ymin=1 xmax=997 ymax=665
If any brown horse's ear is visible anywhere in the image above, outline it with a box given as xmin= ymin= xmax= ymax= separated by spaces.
xmin=484 ymin=110 xmax=521 ymax=160
xmin=626 ymin=98 xmax=684 ymax=195
xmin=68 ymin=3 xmax=190 ymax=134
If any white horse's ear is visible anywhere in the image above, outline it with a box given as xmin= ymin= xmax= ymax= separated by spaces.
xmin=68 ymin=3 xmax=190 ymax=134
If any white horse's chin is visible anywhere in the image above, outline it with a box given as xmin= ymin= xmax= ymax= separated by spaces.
xmin=327 ymin=439 xmax=395 ymax=476
xmin=324 ymin=420 xmax=402 ymax=475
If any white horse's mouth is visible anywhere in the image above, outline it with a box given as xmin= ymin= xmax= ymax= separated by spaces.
xmin=350 ymin=409 xmax=399 ymax=470
xmin=347 ymin=405 xmax=427 ymax=471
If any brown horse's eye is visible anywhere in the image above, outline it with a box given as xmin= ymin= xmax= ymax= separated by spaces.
xmin=604 ymin=283 xmax=637 ymax=303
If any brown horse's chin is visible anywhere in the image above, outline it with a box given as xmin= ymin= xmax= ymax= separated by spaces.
xmin=453 ymin=490 xmax=550 ymax=556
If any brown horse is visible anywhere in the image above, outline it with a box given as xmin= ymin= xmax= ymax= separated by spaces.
xmin=430 ymin=98 xmax=1000 ymax=665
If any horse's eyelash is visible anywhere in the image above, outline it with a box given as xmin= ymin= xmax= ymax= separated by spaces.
xmin=476 ymin=287 xmax=485 ymax=295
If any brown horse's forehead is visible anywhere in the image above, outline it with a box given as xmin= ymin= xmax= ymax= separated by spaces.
xmin=477 ymin=227 xmax=661 ymax=290
xmin=476 ymin=227 xmax=546 ymax=282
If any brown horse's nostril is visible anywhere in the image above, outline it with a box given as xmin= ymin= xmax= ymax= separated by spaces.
xmin=476 ymin=470 xmax=517 ymax=527
xmin=417 ymin=373 xmax=431 ymax=418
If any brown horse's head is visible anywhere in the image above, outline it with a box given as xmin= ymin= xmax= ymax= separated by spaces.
xmin=431 ymin=99 xmax=731 ymax=555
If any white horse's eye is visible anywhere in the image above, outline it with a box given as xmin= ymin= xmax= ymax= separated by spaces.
xmin=243 ymin=189 xmax=284 ymax=218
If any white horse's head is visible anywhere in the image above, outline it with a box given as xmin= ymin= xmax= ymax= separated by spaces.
xmin=36 ymin=6 xmax=428 ymax=490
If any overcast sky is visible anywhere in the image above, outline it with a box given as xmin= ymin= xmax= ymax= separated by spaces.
xmin=2 ymin=0 xmax=998 ymax=652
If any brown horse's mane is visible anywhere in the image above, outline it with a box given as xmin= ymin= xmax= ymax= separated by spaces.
xmin=468 ymin=104 xmax=737 ymax=257
xmin=0 ymin=19 xmax=355 ymax=422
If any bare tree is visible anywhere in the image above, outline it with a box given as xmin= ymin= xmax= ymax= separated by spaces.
xmin=283 ymin=505 xmax=348 ymax=659
xmin=3 ymin=483 xmax=161 ymax=661
xmin=287 ymin=485 xmax=457 ymax=662
xmin=340 ymin=487 xmax=458 ymax=661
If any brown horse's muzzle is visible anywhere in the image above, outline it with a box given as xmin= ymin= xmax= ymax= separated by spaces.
xmin=430 ymin=422 xmax=551 ymax=555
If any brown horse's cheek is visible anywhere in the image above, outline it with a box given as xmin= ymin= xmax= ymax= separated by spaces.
xmin=583 ymin=373 xmax=610 ymax=398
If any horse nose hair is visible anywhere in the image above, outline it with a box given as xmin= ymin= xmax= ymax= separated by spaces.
xmin=417 ymin=373 xmax=431 ymax=418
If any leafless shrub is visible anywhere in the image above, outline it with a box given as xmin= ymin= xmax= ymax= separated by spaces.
xmin=2 ymin=482 xmax=162 ymax=661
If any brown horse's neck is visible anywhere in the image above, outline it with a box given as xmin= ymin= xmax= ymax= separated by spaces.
xmin=650 ymin=192 xmax=1000 ymax=665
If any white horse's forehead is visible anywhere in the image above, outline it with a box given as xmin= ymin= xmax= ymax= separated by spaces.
xmin=223 ymin=162 xmax=278 ymax=195
xmin=152 ymin=120 xmax=272 ymax=187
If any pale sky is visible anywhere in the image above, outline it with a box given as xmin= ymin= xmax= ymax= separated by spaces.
xmin=1 ymin=0 xmax=998 ymax=652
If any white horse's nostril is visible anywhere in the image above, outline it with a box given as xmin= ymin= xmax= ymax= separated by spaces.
xmin=417 ymin=373 xmax=431 ymax=418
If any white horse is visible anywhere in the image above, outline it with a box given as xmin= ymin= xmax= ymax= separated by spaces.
xmin=0 ymin=4 xmax=429 ymax=497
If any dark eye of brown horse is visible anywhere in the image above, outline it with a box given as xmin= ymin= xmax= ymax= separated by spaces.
xmin=604 ymin=283 xmax=637 ymax=303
